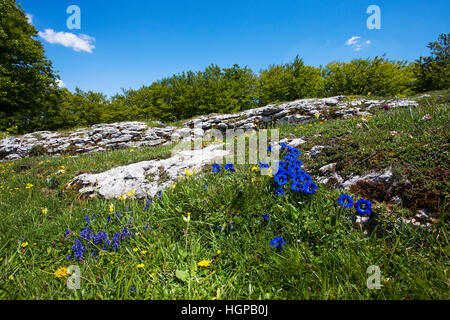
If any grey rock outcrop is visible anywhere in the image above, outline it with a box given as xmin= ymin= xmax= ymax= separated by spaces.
xmin=0 ymin=96 xmax=418 ymax=161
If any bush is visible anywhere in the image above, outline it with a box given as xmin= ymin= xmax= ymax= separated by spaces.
xmin=322 ymin=56 xmax=414 ymax=97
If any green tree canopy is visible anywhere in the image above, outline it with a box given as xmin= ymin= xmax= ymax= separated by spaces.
xmin=412 ymin=33 xmax=449 ymax=92
xmin=0 ymin=0 xmax=61 ymax=133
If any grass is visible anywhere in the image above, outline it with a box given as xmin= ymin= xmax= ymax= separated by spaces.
xmin=0 ymin=95 xmax=448 ymax=300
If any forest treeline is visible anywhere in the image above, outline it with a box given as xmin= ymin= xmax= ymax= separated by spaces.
xmin=1 ymin=0 xmax=449 ymax=134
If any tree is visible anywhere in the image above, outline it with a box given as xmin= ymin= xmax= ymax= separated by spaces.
xmin=412 ymin=33 xmax=450 ymax=92
xmin=322 ymin=56 xmax=413 ymax=96
xmin=258 ymin=56 xmax=323 ymax=106
xmin=0 ymin=0 xmax=61 ymax=133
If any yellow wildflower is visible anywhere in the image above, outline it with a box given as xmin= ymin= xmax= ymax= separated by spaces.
xmin=198 ymin=260 xmax=210 ymax=268
xmin=9 ymin=275 xmax=14 ymax=281
xmin=217 ymin=250 xmax=221 ymax=255
xmin=141 ymin=250 xmax=147 ymax=255
xmin=26 ymin=183 xmax=33 ymax=189
xmin=130 ymin=149 xmax=135 ymax=153
xmin=21 ymin=242 xmax=29 ymax=248
xmin=41 ymin=207 xmax=48 ymax=215
xmin=39 ymin=161 xmax=44 ymax=165
xmin=137 ymin=264 xmax=145 ymax=269
xmin=109 ymin=203 xmax=114 ymax=213
xmin=127 ymin=189 xmax=136 ymax=198
xmin=54 ymin=267 xmax=68 ymax=279
xmin=251 ymin=166 xmax=258 ymax=172
xmin=117 ymin=194 xmax=127 ymax=201
xmin=133 ymin=248 xmax=139 ymax=252
xmin=182 ymin=212 xmax=191 ymax=223
xmin=150 ymin=272 xmax=156 ymax=278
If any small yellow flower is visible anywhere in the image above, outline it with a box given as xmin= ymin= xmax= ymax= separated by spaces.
xmin=54 ymin=267 xmax=68 ymax=279
xmin=182 ymin=212 xmax=191 ymax=223
xmin=117 ymin=194 xmax=127 ymax=201
xmin=251 ymin=166 xmax=258 ymax=172
xmin=251 ymin=178 xmax=256 ymax=183
xmin=130 ymin=149 xmax=135 ymax=153
xmin=150 ymin=272 xmax=156 ymax=278
xmin=41 ymin=207 xmax=48 ymax=215
xmin=217 ymin=250 xmax=221 ymax=255
xmin=133 ymin=248 xmax=139 ymax=252
xmin=26 ymin=183 xmax=33 ymax=189
xmin=39 ymin=161 xmax=44 ymax=165
xmin=308 ymin=124 xmax=313 ymax=127
xmin=109 ymin=203 xmax=114 ymax=213
xmin=184 ymin=169 xmax=195 ymax=177
xmin=137 ymin=263 xmax=145 ymax=269
xmin=198 ymin=260 xmax=210 ymax=268
xmin=9 ymin=275 xmax=14 ymax=281
xmin=21 ymin=242 xmax=29 ymax=248
xmin=127 ymin=189 xmax=136 ymax=198
xmin=141 ymin=250 xmax=147 ymax=255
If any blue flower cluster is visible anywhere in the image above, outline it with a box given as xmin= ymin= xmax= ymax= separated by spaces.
xmin=269 ymin=236 xmax=286 ymax=252
xmin=272 ymin=143 xmax=318 ymax=196
xmin=66 ymin=213 xmax=134 ymax=261
xmin=212 ymin=163 xmax=236 ymax=173
xmin=338 ymin=194 xmax=373 ymax=215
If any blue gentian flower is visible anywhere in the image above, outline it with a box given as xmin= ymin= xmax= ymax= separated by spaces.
xmin=225 ymin=163 xmax=236 ymax=172
xmin=267 ymin=145 xmax=272 ymax=152
xmin=212 ymin=163 xmax=221 ymax=173
xmin=338 ymin=194 xmax=354 ymax=208
xmin=274 ymin=174 xmax=288 ymax=186
xmin=355 ymin=199 xmax=372 ymax=215
xmin=275 ymin=188 xmax=285 ymax=196
xmin=270 ymin=236 xmax=286 ymax=252
xmin=302 ymin=181 xmax=318 ymax=194
xmin=259 ymin=162 xmax=269 ymax=168
xmin=262 ymin=214 xmax=270 ymax=222
xmin=291 ymin=183 xmax=303 ymax=191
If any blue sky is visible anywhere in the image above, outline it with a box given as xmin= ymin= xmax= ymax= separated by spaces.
xmin=19 ymin=0 xmax=450 ymax=97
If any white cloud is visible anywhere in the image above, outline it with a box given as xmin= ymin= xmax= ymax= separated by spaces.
xmin=346 ymin=36 xmax=360 ymax=46
xmin=38 ymin=29 xmax=95 ymax=53
xmin=345 ymin=36 xmax=371 ymax=51
xmin=56 ymin=79 xmax=65 ymax=88
xmin=25 ymin=13 xmax=33 ymax=24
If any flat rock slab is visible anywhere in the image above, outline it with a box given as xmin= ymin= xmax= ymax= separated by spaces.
xmin=67 ymin=143 xmax=230 ymax=199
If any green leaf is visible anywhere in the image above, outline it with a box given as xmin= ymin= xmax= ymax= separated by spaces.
xmin=175 ymin=270 xmax=189 ymax=283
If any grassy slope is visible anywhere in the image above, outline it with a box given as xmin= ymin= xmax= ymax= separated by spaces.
xmin=0 ymin=93 xmax=448 ymax=300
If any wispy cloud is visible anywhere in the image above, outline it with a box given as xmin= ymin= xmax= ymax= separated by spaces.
xmin=56 ymin=79 xmax=65 ymax=88
xmin=345 ymin=36 xmax=371 ymax=51
xmin=38 ymin=29 xmax=95 ymax=53
xmin=346 ymin=36 xmax=360 ymax=46
xmin=25 ymin=13 xmax=33 ymax=24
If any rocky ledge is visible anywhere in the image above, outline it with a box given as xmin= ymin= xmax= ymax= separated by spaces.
xmin=0 ymin=96 xmax=417 ymax=161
